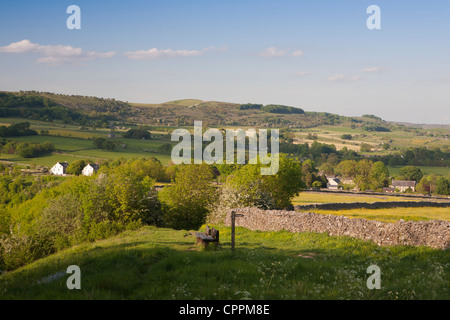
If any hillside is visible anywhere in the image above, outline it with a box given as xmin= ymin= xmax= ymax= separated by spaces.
xmin=1 ymin=90 xmax=381 ymax=129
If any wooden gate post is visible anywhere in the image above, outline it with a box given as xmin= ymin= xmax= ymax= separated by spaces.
xmin=231 ymin=210 xmax=244 ymax=252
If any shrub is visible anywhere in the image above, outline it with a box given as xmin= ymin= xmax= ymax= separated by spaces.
xmin=159 ymin=164 xmax=217 ymax=230
xmin=123 ymin=128 xmax=151 ymax=140
xmin=0 ymin=232 xmax=54 ymax=271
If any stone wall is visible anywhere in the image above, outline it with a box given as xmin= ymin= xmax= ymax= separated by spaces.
xmin=222 ymin=208 xmax=450 ymax=249
xmin=293 ymin=201 xmax=450 ymax=211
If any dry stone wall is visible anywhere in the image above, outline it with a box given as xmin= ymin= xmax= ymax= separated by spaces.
xmin=222 ymin=208 xmax=450 ymax=249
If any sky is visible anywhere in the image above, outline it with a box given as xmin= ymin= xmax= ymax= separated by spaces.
xmin=0 ymin=0 xmax=449 ymax=124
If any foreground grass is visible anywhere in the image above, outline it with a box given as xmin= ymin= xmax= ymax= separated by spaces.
xmin=0 ymin=226 xmax=448 ymax=300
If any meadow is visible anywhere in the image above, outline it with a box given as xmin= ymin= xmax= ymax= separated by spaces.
xmin=0 ymin=226 xmax=448 ymax=300
xmin=0 ymin=118 xmax=175 ymax=167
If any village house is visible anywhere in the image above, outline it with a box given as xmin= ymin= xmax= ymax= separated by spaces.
xmin=326 ymin=175 xmax=341 ymax=190
xmin=82 ymin=163 xmax=100 ymax=176
xmin=50 ymin=161 xmax=69 ymax=176
xmin=390 ymin=180 xmax=416 ymax=192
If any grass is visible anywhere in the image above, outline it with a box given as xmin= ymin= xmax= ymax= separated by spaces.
xmin=0 ymin=226 xmax=448 ymax=300
xmin=312 ymin=207 xmax=450 ymax=223
xmin=291 ymin=192 xmax=444 ymax=205
xmin=388 ymin=166 xmax=450 ymax=180
xmin=0 ymin=120 xmax=176 ymax=167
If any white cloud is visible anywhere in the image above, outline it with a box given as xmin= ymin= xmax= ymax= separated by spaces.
xmin=292 ymin=50 xmax=304 ymax=57
xmin=327 ymin=74 xmax=361 ymax=81
xmin=0 ymin=39 xmax=116 ymax=66
xmin=362 ymin=67 xmax=382 ymax=73
xmin=289 ymin=71 xmax=310 ymax=76
xmin=124 ymin=46 xmax=215 ymax=60
xmin=258 ymin=47 xmax=304 ymax=58
xmin=258 ymin=46 xmax=285 ymax=58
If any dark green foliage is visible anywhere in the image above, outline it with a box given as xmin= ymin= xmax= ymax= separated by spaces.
xmin=0 ymin=140 xmax=55 ymax=158
xmin=435 ymin=177 xmax=449 ymax=195
xmin=0 ymin=122 xmax=37 ymax=137
xmin=238 ymin=103 xmax=262 ymax=110
xmin=399 ymin=166 xmax=424 ymax=182
xmin=362 ymin=125 xmax=390 ymax=132
xmin=159 ymin=164 xmax=217 ymax=230
xmin=123 ymin=128 xmax=151 ymax=140
xmin=93 ymin=137 xmax=116 ymax=150
xmin=261 ymin=105 xmax=304 ymax=114
xmin=341 ymin=134 xmax=352 ymax=140
xmin=66 ymin=160 xmax=86 ymax=175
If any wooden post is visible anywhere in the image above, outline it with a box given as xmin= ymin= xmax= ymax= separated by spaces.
xmin=231 ymin=210 xmax=244 ymax=252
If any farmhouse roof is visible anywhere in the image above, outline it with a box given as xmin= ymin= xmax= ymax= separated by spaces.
xmin=86 ymin=163 xmax=99 ymax=170
xmin=57 ymin=161 xmax=69 ymax=168
xmin=391 ymin=180 xmax=416 ymax=187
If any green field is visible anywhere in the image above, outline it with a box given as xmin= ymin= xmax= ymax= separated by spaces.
xmin=292 ymin=192 xmax=448 ymax=205
xmin=0 ymin=118 xmax=175 ymax=167
xmin=1 ymin=226 xmax=448 ymax=300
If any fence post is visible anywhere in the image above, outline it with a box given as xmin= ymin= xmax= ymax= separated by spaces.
xmin=231 ymin=210 xmax=244 ymax=252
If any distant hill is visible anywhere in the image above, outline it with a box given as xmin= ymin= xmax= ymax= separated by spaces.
xmin=1 ymin=90 xmax=389 ymax=129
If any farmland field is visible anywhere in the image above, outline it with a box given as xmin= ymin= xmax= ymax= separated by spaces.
xmin=312 ymin=207 xmax=450 ymax=223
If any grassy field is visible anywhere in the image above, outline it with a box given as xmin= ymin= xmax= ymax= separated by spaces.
xmin=296 ymin=124 xmax=449 ymax=155
xmin=0 ymin=118 xmax=175 ymax=167
xmin=388 ymin=166 xmax=450 ymax=180
xmin=291 ymin=192 xmax=448 ymax=205
xmin=313 ymin=207 xmax=450 ymax=223
xmin=0 ymin=226 xmax=448 ymax=300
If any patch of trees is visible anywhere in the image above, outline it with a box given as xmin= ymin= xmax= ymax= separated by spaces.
xmin=341 ymin=134 xmax=352 ymax=140
xmin=92 ymin=137 xmax=116 ymax=150
xmin=123 ymin=128 xmax=151 ymax=140
xmin=335 ymin=159 xmax=390 ymax=191
xmin=381 ymin=147 xmax=449 ymax=167
xmin=0 ymin=92 xmax=119 ymax=126
xmin=362 ymin=125 xmax=391 ymax=132
xmin=0 ymin=122 xmax=38 ymax=137
xmin=261 ymin=105 xmax=305 ymax=114
xmin=0 ymin=140 xmax=55 ymax=158
xmin=416 ymin=175 xmax=449 ymax=195
xmin=238 ymin=103 xmax=262 ymax=110
xmin=362 ymin=114 xmax=383 ymax=121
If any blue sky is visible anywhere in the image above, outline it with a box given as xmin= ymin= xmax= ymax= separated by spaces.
xmin=0 ymin=0 xmax=449 ymax=124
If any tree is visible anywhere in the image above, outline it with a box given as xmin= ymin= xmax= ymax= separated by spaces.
xmin=369 ymin=161 xmax=390 ymax=190
xmin=217 ymin=155 xmax=304 ymax=213
xmin=93 ymin=138 xmax=116 ymax=150
xmin=341 ymin=134 xmax=352 ymax=140
xmin=66 ymin=160 xmax=86 ymax=176
xmin=399 ymin=166 xmax=423 ymax=182
xmin=158 ymin=164 xmax=218 ymax=230
xmin=123 ymin=128 xmax=151 ymax=140
xmin=436 ymin=177 xmax=449 ymax=195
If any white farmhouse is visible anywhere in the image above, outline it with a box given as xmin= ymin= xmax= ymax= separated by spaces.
xmin=326 ymin=175 xmax=341 ymax=190
xmin=82 ymin=163 xmax=99 ymax=176
xmin=50 ymin=162 xmax=69 ymax=176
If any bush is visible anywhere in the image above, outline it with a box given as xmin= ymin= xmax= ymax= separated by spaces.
xmin=35 ymin=193 xmax=84 ymax=250
xmin=159 ymin=164 xmax=217 ymax=230
xmin=0 ymin=232 xmax=54 ymax=271
xmin=341 ymin=134 xmax=352 ymax=140
xmin=123 ymin=128 xmax=151 ymax=140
